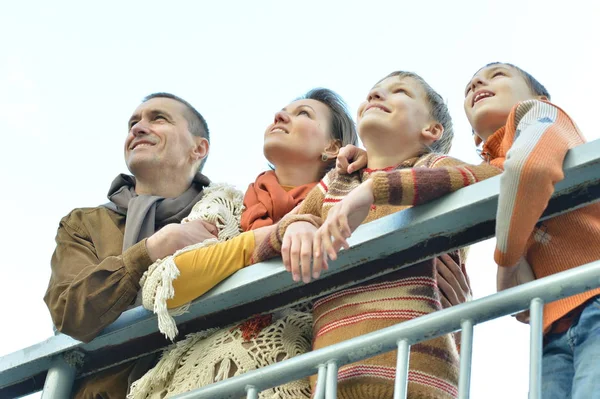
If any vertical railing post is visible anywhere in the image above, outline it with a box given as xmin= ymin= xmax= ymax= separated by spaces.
xmin=458 ymin=319 xmax=474 ymax=399
xmin=393 ymin=339 xmax=410 ymax=399
xmin=314 ymin=364 xmax=327 ymax=399
xmin=246 ymin=385 xmax=258 ymax=399
xmin=325 ymin=360 xmax=338 ymax=399
xmin=528 ymin=298 xmax=544 ymax=399
xmin=41 ymin=355 xmax=77 ymax=399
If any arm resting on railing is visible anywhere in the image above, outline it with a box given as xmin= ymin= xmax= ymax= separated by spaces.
xmin=44 ymin=210 xmax=152 ymax=343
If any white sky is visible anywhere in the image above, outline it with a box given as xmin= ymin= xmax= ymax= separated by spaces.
xmin=1 ymin=1 xmax=599 ymax=397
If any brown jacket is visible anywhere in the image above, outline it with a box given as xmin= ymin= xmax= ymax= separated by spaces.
xmin=45 ymin=206 xmax=154 ymax=398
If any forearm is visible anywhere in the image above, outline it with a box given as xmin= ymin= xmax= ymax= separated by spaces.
xmin=167 ymin=232 xmax=255 ymax=308
xmin=45 ymin=239 xmax=151 ymax=342
xmin=495 ymin=102 xmax=577 ymax=266
xmin=371 ymin=159 xmax=501 ymax=206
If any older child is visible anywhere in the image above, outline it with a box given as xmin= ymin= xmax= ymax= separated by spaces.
xmin=463 ymin=62 xmax=600 ymax=399
xmin=259 ymin=72 xmax=501 ymax=398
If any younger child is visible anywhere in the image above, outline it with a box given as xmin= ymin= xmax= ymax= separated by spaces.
xmin=260 ymin=71 xmax=501 ymax=398
xmin=464 ymin=62 xmax=600 ymax=398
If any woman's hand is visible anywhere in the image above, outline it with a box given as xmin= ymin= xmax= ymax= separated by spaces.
xmin=312 ymin=180 xmax=374 ymax=276
xmin=281 ymin=221 xmax=319 ymax=283
xmin=336 ymin=145 xmax=368 ymax=174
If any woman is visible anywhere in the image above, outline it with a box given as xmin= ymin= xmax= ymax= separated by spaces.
xmin=129 ymin=88 xmax=358 ymax=399
xmin=268 ymin=71 xmax=501 ymax=398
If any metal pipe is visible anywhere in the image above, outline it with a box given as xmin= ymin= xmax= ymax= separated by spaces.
xmin=40 ymin=356 xmax=76 ymax=399
xmin=393 ymin=339 xmax=410 ymax=399
xmin=325 ymin=361 xmax=338 ymax=399
xmin=528 ymin=298 xmax=544 ymax=399
xmin=246 ymin=385 xmax=258 ymax=399
xmin=314 ymin=364 xmax=327 ymax=399
xmin=171 ymin=260 xmax=600 ymax=399
xmin=458 ymin=319 xmax=474 ymax=399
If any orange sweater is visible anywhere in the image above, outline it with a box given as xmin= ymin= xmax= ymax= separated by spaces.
xmin=483 ymin=100 xmax=600 ymax=332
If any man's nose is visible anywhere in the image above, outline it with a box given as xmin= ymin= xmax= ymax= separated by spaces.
xmin=130 ymin=120 xmax=149 ymax=137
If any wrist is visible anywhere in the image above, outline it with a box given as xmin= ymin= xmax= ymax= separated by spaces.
xmin=146 ymin=229 xmax=169 ymax=262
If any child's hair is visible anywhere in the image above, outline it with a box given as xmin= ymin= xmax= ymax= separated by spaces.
xmin=476 ymin=62 xmax=551 ymax=100
xmin=380 ymin=71 xmax=453 ymax=154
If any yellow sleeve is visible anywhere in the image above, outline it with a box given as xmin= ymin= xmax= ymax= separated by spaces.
xmin=167 ymin=231 xmax=255 ymax=308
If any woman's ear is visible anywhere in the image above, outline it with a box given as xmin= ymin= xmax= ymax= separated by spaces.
xmin=321 ymin=139 xmax=342 ymax=161
xmin=421 ymin=123 xmax=444 ymax=145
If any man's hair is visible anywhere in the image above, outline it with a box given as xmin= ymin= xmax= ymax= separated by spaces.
xmin=298 ymin=88 xmax=358 ymax=149
xmin=477 ymin=62 xmax=551 ymax=100
xmin=142 ymin=92 xmax=210 ymax=171
xmin=381 ymin=71 xmax=453 ymax=154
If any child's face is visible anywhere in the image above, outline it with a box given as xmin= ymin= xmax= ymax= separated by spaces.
xmin=464 ymin=64 xmax=536 ymax=142
xmin=357 ymin=75 xmax=432 ymax=151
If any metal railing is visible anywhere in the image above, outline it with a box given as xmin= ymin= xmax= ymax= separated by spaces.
xmin=171 ymin=261 xmax=600 ymax=399
xmin=1 ymin=139 xmax=600 ymax=398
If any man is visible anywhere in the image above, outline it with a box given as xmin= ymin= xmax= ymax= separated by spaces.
xmin=44 ymin=93 xmax=218 ymax=398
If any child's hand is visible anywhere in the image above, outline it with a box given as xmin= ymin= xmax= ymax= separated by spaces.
xmin=497 ymin=257 xmax=535 ymax=324
xmin=336 ymin=145 xmax=368 ymax=174
xmin=281 ymin=221 xmax=318 ymax=283
xmin=312 ymin=180 xmax=374 ymax=276
xmin=496 ymin=257 xmax=535 ymax=291
xmin=436 ymin=254 xmax=472 ymax=309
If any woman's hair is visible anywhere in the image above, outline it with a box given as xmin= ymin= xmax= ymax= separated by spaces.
xmin=379 ymin=71 xmax=453 ymax=154
xmin=297 ymin=88 xmax=358 ymax=169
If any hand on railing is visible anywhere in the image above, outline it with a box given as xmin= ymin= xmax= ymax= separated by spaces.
xmin=336 ymin=144 xmax=368 ymax=175
xmin=281 ymin=221 xmax=320 ymax=283
xmin=497 ymin=257 xmax=536 ymax=324
xmin=312 ymin=179 xmax=375 ymax=275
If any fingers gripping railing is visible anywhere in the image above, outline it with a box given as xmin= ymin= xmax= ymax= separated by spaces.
xmin=2 ymin=140 xmax=599 ymax=398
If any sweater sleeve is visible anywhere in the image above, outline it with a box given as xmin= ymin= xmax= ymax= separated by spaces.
xmin=370 ymin=154 xmax=502 ymax=206
xmin=44 ymin=212 xmax=153 ymax=343
xmin=494 ymin=100 xmax=585 ymax=267
xmin=250 ymin=174 xmax=329 ymax=264
xmin=166 ymin=231 xmax=255 ymax=308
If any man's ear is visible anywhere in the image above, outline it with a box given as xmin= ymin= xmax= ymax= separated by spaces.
xmin=321 ymin=139 xmax=342 ymax=161
xmin=421 ymin=122 xmax=444 ymax=145
xmin=537 ymin=95 xmax=549 ymax=102
xmin=191 ymin=137 xmax=209 ymax=162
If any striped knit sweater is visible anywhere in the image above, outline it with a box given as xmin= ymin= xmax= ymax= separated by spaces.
xmin=253 ymin=153 xmax=501 ymax=399
xmin=482 ymin=99 xmax=600 ymax=333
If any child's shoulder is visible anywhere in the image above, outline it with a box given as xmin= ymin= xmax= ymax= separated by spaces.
xmin=512 ymin=99 xmax=569 ymax=124
xmin=318 ymin=168 xmax=362 ymax=194
xmin=414 ymin=152 xmax=463 ymax=168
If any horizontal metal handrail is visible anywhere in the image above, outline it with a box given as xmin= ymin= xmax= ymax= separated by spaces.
xmin=172 ymin=260 xmax=600 ymax=398
xmin=1 ymin=139 xmax=599 ymax=397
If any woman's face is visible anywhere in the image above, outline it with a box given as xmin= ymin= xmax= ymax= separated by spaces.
xmin=357 ymin=75 xmax=431 ymax=150
xmin=263 ymin=99 xmax=332 ymax=165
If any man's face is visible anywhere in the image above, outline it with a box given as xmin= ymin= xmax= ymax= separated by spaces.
xmin=125 ymin=97 xmax=202 ymax=176
xmin=464 ymin=64 xmax=538 ymax=142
